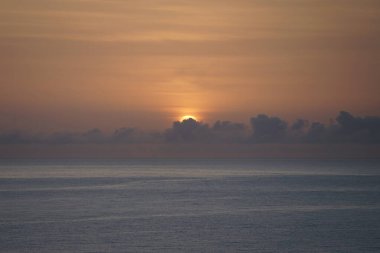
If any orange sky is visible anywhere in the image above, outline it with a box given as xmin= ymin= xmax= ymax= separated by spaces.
xmin=1 ymin=0 xmax=379 ymax=132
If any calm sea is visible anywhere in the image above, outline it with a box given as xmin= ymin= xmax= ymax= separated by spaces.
xmin=1 ymin=159 xmax=380 ymax=252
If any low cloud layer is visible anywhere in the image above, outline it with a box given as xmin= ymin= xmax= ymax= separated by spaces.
xmin=1 ymin=111 xmax=380 ymax=144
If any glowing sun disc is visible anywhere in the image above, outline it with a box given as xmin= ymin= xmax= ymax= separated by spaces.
xmin=180 ymin=115 xmax=197 ymax=121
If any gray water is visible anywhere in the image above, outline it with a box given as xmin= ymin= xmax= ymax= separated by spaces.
xmin=1 ymin=159 xmax=380 ymax=252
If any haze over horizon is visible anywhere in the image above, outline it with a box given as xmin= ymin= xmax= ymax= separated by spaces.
xmin=1 ymin=0 xmax=380 ymax=132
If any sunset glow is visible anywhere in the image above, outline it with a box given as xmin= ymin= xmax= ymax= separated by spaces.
xmin=180 ymin=115 xmax=198 ymax=122
xmin=1 ymin=1 xmax=379 ymax=132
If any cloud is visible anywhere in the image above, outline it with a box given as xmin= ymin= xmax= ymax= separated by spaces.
xmin=291 ymin=119 xmax=308 ymax=132
xmin=0 ymin=111 xmax=379 ymax=145
xmin=305 ymin=122 xmax=327 ymax=143
xmin=111 ymin=127 xmax=163 ymax=143
xmin=81 ymin=128 xmax=105 ymax=143
xmin=0 ymin=131 xmax=31 ymax=144
xmin=164 ymin=118 xmax=212 ymax=142
xmin=163 ymin=118 xmax=247 ymax=143
xmin=249 ymin=114 xmax=288 ymax=143
xmin=111 ymin=127 xmax=138 ymax=143
xmin=333 ymin=111 xmax=380 ymax=143
xmin=211 ymin=120 xmax=247 ymax=143
xmin=212 ymin=120 xmax=245 ymax=131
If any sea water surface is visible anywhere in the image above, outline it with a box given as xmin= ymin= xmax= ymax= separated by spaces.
xmin=0 ymin=159 xmax=380 ymax=252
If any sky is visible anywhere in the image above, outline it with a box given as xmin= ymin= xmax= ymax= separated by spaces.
xmin=1 ymin=0 xmax=380 ymax=133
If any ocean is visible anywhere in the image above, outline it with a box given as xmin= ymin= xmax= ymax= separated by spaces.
xmin=1 ymin=159 xmax=380 ymax=252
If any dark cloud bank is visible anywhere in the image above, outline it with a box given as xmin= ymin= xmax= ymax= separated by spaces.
xmin=1 ymin=111 xmax=379 ymax=159
xmin=1 ymin=111 xmax=380 ymax=144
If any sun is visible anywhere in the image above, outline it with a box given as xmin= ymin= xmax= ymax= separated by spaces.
xmin=180 ymin=115 xmax=198 ymax=122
